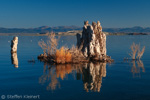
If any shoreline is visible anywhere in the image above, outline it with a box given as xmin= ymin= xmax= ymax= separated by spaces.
xmin=0 ymin=31 xmax=149 ymax=36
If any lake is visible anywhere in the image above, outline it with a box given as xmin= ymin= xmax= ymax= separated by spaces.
xmin=0 ymin=35 xmax=150 ymax=100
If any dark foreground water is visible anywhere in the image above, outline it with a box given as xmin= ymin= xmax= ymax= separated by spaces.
xmin=0 ymin=35 xmax=150 ymax=100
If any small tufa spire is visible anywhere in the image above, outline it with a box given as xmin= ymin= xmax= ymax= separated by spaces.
xmin=11 ymin=36 xmax=18 ymax=53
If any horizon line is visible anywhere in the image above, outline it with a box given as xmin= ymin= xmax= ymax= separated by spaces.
xmin=0 ymin=25 xmax=149 ymax=29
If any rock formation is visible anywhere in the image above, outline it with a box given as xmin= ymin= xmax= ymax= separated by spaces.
xmin=76 ymin=21 xmax=106 ymax=61
xmin=11 ymin=37 xmax=18 ymax=53
xmin=10 ymin=37 xmax=19 ymax=68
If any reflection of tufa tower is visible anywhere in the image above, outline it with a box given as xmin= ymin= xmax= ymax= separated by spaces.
xmin=11 ymin=53 xmax=19 ymax=68
xmin=39 ymin=62 xmax=106 ymax=92
xmin=82 ymin=62 xmax=106 ymax=92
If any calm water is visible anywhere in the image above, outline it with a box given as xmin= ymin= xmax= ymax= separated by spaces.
xmin=0 ymin=35 xmax=150 ymax=100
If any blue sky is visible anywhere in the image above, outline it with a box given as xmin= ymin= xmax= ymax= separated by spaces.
xmin=0 ymin=0 xmax=150 ymax=28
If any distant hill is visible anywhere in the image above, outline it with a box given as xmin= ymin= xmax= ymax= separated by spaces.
xmin=103 ymin=26 xmax=150 ymax=33
xmin=0 ymin=26 xmax=150 ymax=33
xmin=0 ymin=26 xmax=82 ymax=33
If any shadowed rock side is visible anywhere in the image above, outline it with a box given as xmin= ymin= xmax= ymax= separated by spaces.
xmin=39 ymin=62 xmax=106 ymax=92
xmin=76 ymin=21 xmax=108 ymax=61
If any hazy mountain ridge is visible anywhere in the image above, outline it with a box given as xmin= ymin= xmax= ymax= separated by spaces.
xmin=103 ymin=26 xmax=150 ymax=33
xmin=0 ymin=26 xmax=150 ymax=33
xmin=0 ymin=26 xmax=82 ymax=33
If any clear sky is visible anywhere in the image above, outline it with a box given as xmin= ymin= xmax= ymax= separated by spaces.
xmin=0 ymin=0 xmax=150 ymax=28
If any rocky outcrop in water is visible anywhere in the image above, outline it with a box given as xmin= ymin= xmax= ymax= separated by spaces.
xmin=38 ymin=21 xmax=113 ymax=63
xmin=11 ymin=37 xmax=18 ymax=53
xmin=10 ymin=37 xmax=19 ymax=68
xmin=77 ymin=21 xmax=106 ymax=61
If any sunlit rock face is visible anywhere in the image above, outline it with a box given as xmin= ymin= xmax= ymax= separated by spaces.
xmin=77 ymin=21 xmax=106 ymax=60
xmin=11 ymin=37 xmax=18 ymax=53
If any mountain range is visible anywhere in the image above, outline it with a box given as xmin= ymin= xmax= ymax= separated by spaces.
xmin=0 ymin=26 xmax=82 ymax=33
xmin=0 ymin=26 xmax=150 ymax=33
xmin=103 ymin=26 xmax=150 ymax=33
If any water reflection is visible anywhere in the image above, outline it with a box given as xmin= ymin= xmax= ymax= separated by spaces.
xmin=39 ymin=62 xmax=106 ymax=92
xmin=130 ymin=60 xmax=145 ymax=78
xmin=81 ymin=63 xmax=106 ymax=92
xmin=11 ymin=53 xmax=19 ymax=68
xmin=39 ymin=63 xmax=60 ymax=91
